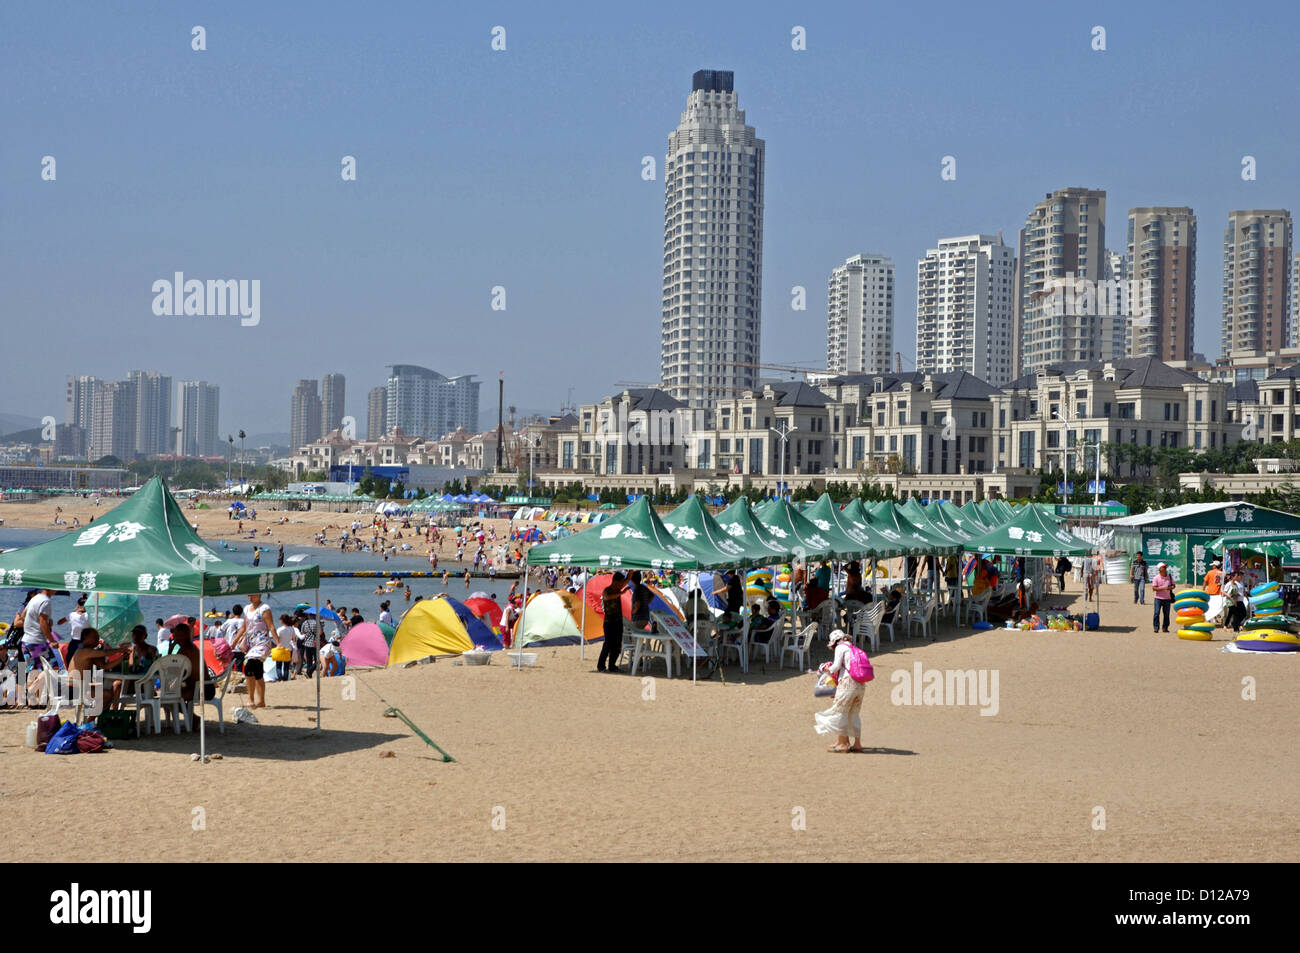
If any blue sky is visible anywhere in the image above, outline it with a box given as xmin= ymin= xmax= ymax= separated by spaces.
xmin=3 ymin=0 xmax=1297 ymax=438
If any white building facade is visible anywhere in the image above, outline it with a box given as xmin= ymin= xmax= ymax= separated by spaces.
xmin=828 ymin=254 xmax=895 ymax=376
xmin=915 ymin=236 xmax=1014 ymax=386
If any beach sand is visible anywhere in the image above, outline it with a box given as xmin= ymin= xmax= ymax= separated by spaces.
xmin=2 ymin=573 xmax=1296 ymax=862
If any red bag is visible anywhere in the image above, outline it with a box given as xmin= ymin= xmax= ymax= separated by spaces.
xmin=76 ymin=730 xmax=105 ymax=753
xmin=36 ymin=714 xmax=61 ymax=745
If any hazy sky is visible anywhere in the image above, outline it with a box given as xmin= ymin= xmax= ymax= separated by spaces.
xmin=4 ymin=0 xmax=1297 ymax=438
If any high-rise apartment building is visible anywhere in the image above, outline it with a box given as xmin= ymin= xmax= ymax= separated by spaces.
xmin=659 ymin=69 xmax=765 ymax=407
xmin=290 ymin=379 xmax=322 ymax=451
xmin=915 ymin=236 xmax=1015 ymax=386
xmin=1222 ymin=209 xmax=1292 ymax=358
xmin=827 ymin=254 xmax=895 ymax=376
xmin=128 ymin=370 xmax=172 ymax=456
xmin=321 ymin=373 xmax=346 ymax=436
xmin=65 ymin=375 xmax=102 ymax=458
xmin=1016 ymin=188 xmax=1113 ymax=374
xmin=385 ymin=365 xmax=480 ymax=439
xmin=367 ymin=386 xmax=388 ymax=439
xmin=1125 ymin=208 xmax=1196 ymax=362
xmin=87 ymin=380 xmax=137 ymax=461
xmin=177 ymin=381 xmax=221 ymax=457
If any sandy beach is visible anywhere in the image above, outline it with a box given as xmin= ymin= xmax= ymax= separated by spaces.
xmin=2 ymin=566 xmax=1296 ymax=862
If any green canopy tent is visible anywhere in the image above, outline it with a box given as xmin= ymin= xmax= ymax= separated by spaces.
xmin=662 ymin=495 xmax=766 ymax=566
xmin=0 ymin=476 xmax=322 ymax=760
xmin=751 ymin=499 xmax=836 ymax=559
xmin=714 ymin=497 xmax=797 ymax=563
xmin=862 ymin=502 xmax=959 ymax=554
xmin=803 ymin=494 xmax=904 ymax=558
xmin=1206 ymin=531 xmax=1300 ymax=565
xmin=962 ymin=502 xmax=1097 ymax=621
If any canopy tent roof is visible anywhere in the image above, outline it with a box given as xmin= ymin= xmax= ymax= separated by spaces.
xmin=1102 ymin=501 xmax=1300 ymax=533
xmin=1206 ymin=530 xmax=1300 ymax=562
xmin=661 ymin=495 xmax=758 ymax=565
xmin=525 ymin=497 xmax=704 ymax=570
xmin=802 ymin=494 xmax=905 ymax=556
xmin=962 ymin=502 xmax=1093 ymax=558
xmin=0 ymin=476 xmax=320 ymax=597
xmin=858 ymin=500 xmax=959 ymax=554
xmin=899 ymin=498 xmax=973 ymax=545
xmin=713 ymin=497 xmax=797 ymax=563
xmin=750 ymin=499 xmax=836 ymax=558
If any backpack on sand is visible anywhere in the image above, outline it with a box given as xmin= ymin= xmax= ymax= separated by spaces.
xmin=846 ymin=644 xmax=874 ymax=684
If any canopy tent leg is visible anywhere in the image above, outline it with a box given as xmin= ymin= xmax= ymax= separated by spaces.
xmin=692 ymin=585 xmax=698 ymax=685
xmin=315 ymin=585 xmax=321 ymax=731
xmin=580 ymin=576 xmax=587 ymax=661
xmin=198 ymin=592 xmax=206 ymax=763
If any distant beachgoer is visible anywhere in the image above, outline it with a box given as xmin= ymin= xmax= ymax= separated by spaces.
xmin=378 ymin=602 xmax=394 ymax=626
xmin=252 ymin=548 xmax=261 ymax=567
xmin=1151 ymin=563 xmax=1175 ymax=633
xmin=1130 ymin=554 xmax=1148 ymax=604
xmin=464 ymin=569 xmax=471 ymax=590
xmin=276 ymin=544 xmax=285 ymax=568
xmin=814 ymin=629 xmax=866 ymax=753
xmin=274 ymin=615 xmax=298 ymax=682
xmin=442 ymin=571 xmax=450 ymax=588
xmin=235 ymin=595 xmax=276 ymax=708
xmin=403 ymin=585 xmax=412 ymax=603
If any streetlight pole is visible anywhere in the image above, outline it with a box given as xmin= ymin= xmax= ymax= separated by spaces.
xmin=238 ymin=429 xmax=246 ymax=489
xmin=1052 ymin=406 xmax=1071 ymax=506
xmin=769 ymin=420 xmax=797 ymax=499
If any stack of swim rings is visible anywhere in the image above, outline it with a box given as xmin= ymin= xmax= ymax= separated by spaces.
xmin=772 ymin=565 xmax=793 ymax=609
xmin=1249 ymin=581 xmax=1285 ymax=620
xmin=745 ymin=568 xmax=773 ymax=600
xmin=1172 ymin=588 xmax=1213 ymax=641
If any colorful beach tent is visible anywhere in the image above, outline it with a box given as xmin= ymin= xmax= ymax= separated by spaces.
xmin=0 ymin=476 xmax=320 ymax=597
xmin=515 ymin=590 xmax=602 ymax=647
xmin=388 ymin=596 xmax=503 ymax=664
xmin=525 ymin=497 xmax=704 ymax=570
xmin=463 ymin=596 xmax=503 ymax=633
xmin=963 ymin=504 xmax=1093 ymax=557
xmin=340 ymin=622 xmax=395 ymax=668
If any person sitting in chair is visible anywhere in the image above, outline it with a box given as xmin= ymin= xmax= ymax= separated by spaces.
xmin=746 ymin=597 xmax=783 ymax=644
xmin=881 ymin=588 xmax=903 ymax=626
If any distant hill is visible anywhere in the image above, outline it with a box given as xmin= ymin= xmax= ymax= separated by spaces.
xmin=243 ymin=432 xmax=289 ymax=450
xmin=1 ymin=427 xmax=43 ymax=444
xmin=0 ymin=413 xmax=40 ymax=435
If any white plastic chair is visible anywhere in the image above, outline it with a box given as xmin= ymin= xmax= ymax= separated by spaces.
xmin=854 ymin=603 xmax=884 ymax=653
xmin=908 ymin=598 xmax=936 ymax=641
xmin=38 ymin=657 xmax=75 ymax=717
xmin=628 ymin=625 xmax=674 ymax=678
xmin=130 ymin=656 xmax=191 ymax=736
xmin=965 ymin=590 xmax=992 ymax=625
xmin=781 ymin=622 xmax=817 ymax=670
xmin=194 ymin=662 xmax=236 ymax=734
xmin=718 ymin=613 xmax=749 ymax=672
xmin=879 ymin=600 xmax=903 ymax=644
xmin=748 ymin=612 xmax=784 ymax=667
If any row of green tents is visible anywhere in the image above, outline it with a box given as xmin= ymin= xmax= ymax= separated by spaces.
xmin=525 ymin=494 xmax=1093 ymax=571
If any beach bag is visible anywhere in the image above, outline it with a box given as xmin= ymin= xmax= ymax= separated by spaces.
xmin=97 ymin=710 xmax=133 ymax=741
xmin=270 ymin=646 xmax=291 ymax=663
xmin=36 ymin=713 xmax=62 ymax=745
xmin=76 ymin=730 xmax=105 ymax=753
xmin=846 ymin=645 xmax=874 ymax=683
xmin=813 ymin=671 xmax=838 ymax=697
xmin=44 ymin=720 xmax=81 ymax=755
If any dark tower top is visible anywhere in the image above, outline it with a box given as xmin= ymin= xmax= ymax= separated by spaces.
xmin=692 ymin=69 xmax=734 ymax=92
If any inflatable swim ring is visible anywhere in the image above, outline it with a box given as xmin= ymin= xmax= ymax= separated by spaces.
xmin=1178 ymin=589 xmax=1209 ymax=601
xmin=1250 ymin=581 xmax=1280 ymax=596
xmin=1238 ymin=629 xmax=1300 ymax=644
xmin=1243 ymin=617 xmax=1299 ymax=632
xmin=1187 ymin=622 xmax=1215 ymax=633
xmin=1177 ymin=629 xmax=1212 ymax=641
xmin=1174 ymin=599 xmax=1209 ymax=612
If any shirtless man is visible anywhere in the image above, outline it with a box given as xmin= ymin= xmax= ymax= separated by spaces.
xmin=69 ymin=628 xmax=128 ymax=713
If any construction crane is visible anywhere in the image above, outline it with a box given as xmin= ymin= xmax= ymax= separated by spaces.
xmin=717 ymin=360 xmax=830 ymax=378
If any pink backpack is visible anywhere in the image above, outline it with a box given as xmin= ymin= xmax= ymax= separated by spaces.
xmin=210 ymin=637 xmax=234 ymax=665
xmin=846 ymin=644 xmax=874 ymax=683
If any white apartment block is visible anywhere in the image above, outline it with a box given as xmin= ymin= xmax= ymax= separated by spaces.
xmin=828 ymin=254 xmax=895 ymax=376
xmin=915 ymin=236 xmax=1014 ymax=386
xmin=659 ymin=70 xmax=765 ymax=408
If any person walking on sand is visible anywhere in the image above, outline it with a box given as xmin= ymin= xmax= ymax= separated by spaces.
xmin=1151 ymin=562 xmax=1175 ymax=633
xmin=1130 ymin=553 xmax=1148 ymax=604
xmin=815 ymin=630 xmax=869 ymax=753
xmin=235 ymin=594 xmax=276 ymax=708
xmin=597 ymin=572 xmax=627 ymax=673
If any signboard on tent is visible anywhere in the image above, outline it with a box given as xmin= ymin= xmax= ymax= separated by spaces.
xmin=1056 ymin=503 xmax=1128 ymax=518
xmin=1141 ymin=533 xmax=1186 ymax=583
xmin=650 ymin=610 xmax=708 ymax=658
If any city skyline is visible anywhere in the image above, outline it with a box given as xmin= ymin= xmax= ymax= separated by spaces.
xmin=7 ymin=2 xmax=1300 ymax=435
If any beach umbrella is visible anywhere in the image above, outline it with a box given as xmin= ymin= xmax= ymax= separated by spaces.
xmin=303 ymin=606 xmax=343 ymax=623
xmin=85 ymin=593 xmax=144 ymax=647
xmin=340 ymin=622 xmax=395 ymax=668
xmin=163 ymin=613 xmax=190 ymax=630
xmin=388 ymin=596 xmax=503 ymax=664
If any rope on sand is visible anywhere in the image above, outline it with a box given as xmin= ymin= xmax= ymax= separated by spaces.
xmin=354 ymin=673 xmax=456 ymax=762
